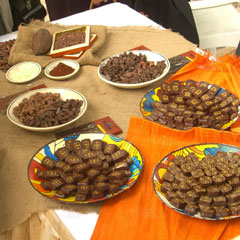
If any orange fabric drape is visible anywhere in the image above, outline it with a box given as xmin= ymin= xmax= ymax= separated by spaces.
xmin=92 ymin=54 xmax=240 ymax=240
xmin=91 ymin=116 xmax=240 ymax=240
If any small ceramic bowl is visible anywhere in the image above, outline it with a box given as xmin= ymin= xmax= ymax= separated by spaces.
xmin=44 ymin=60 xmax=80 ymax=80
xmin=6 ymin=61 xmax=41 ymax=83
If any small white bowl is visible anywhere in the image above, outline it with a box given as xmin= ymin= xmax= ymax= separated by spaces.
xmin=7 ymin=87 xmax=87 ymax=132
xmin=44 ymin=60 xmax=80 ymax=80
xmin=6 ymin=61 xmax=41 ymax=83
xmin=98 ymin=50 xmax=170 ymax=89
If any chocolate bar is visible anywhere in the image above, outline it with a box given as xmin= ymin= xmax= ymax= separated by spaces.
xmin=41 ymin=156 xmax=56 ymax=170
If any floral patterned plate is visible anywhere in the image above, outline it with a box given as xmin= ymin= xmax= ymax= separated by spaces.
xmin=28 ymin=133 xmax=143 ymax=203
xmin=152 ymin=143 xmax=240 ymax=220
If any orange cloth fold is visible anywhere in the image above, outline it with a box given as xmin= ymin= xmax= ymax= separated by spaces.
xmin=91 ymin=116 xmax=240 ymax=240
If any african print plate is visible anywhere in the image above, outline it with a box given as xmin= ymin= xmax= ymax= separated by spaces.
xmin=152 ymin=143 xmax=240 ymax=220
xmin=140 ymin=81 xmax=240 ymax=130
xmin=28 ymin=133 xmax=143 ymax=204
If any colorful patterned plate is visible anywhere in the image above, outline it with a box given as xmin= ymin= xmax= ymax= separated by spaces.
xmin=28 ymin=133 xmax=144 ymax=204
xmin=140 ymin=82 xmax=240 ymax=130
xmin=152 ymin=143 xmax=240 ymax=220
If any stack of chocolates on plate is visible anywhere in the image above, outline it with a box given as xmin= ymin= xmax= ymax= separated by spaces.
xmin=37 ymin=138 xmax=133 ymax=201
xmin=147 ymin=80 xmax=240 ymax=130
xmin=161 ymin=151 xmax=240 ymax=218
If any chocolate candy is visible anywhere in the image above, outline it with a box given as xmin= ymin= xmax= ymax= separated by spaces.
xmin=200 ymin=207 xmax=215 ymax=218
xmin=41 ymin=181 xmax=52 ymax=190
xmin=50 ymin=178 xmax=64 ymax=189
xmin=161 ymin=182 xmax=173 ymax=193
xmin=166 ymin=191 xmax=178 ymax=200
xmin=91 ymin=140 xmax=103 ymax=151
xmin=88 ymin=158 xmax=102 ymax=169
xmin=77 ymin=185 xmax=90 ymax=194
xmin=91 ymin=190 xmax=104 ymax=199
xmin=162 ymin=171 xmax=175 ymax=183
xmin=61 ymin=184 xmax=77 ymax=194
xmin=75 ymin=193 xmax=87 ymax=201
xmin=41 ymin=156 xmax=56 ymax=170
xmin=111 ymin=149 xmax=129 ymax=163
xmin=81 ymin=139 xmax=91 ymax=149
xmin=191 ymin=169 xmax=204 ymax=179
xmin=207 ymin=186 xmax=220 ymax=197
xmin=199 ymin=195 xmax=212 ymax=206
xmin=40 ymin=139 xmax=133 ymax=202
xmin=66 ymin=155 xmax=82 ymax=165
xmin=213 ymin=195 xmax=226 ymax=207
xmin=226 ymin=190 xmax=240 ymax=204
xmin=86 ymin=168 xmax=100 ymax=179
xmin=75 ymin=163 xmax=89 ymax=173
xmin=82 ymin=151 xmax=97 ymax=160
xmin=212 ymin=174 xmax=226 ymax=185
xmin=103 ymin=144 xmax=117 ymax=155
xmin=184 ymin=204 xmax=199 ymax=215
xmin=72 ymin=140 xmax=83 ymax=152
xmin=170 ymin=197 xmax=186 ymax=209
xmin=185 ymin=190 xmax=199 ymax=202
xmin=199 ymin=176 xmax=212 ymax=187
xmin=55 ymin=147 xmax=69 ymax=161
xmin=215 ymin=207 xmax=229 ymax=217
xmin=55 ymin=190 xmax=68 ymax=198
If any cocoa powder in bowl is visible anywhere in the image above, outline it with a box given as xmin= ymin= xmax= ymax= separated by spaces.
xmin=50 ymin=62 xmax=75 ymax=76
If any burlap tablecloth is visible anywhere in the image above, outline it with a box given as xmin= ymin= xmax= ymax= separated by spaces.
xmin=0 ymin=22 xmax=195 ymax=235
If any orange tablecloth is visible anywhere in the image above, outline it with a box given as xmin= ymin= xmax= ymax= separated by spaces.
xmin=92 ymin=116 xmax=240 ymax=240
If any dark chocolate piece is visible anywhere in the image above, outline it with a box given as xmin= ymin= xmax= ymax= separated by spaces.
xmin=72 ymin=171 xmax=84 ymax=181
xmin=81 ymin=139 xmax=91 ymax=149
xmin=191 ymin=169 xmax=204 ymax=179
xmin=207 ymin=186 xmax=220 ymax=197
xmin=74 ymin=163 xmax=89 ymax=173
xmin=88 ymin=158 xmax=103 ymax=169
xmin=94 ymin=182 xmax=109 ymax=192
xmin=41 ymin=156 xmax=56 ymax=170
xmin=91 ymin=190 xmax=104 ymax=199
xmin=55 ymin=190 xmax=68 ymax=198
xmin=91 ymin=139 xmax=103 ymax=151
xmin=213 ymin=196 xmax=226 ymax=207
xmin=199 ymin=176 xmax=212 ymax=187
xmin=86 ymin=168 xmax=100 ymax=179
xmin=103 ymin=144 xmax=117 ymax=155
xmin=212 ymin=174 xmax=226 ymax=185
xmin=72 ymin=140 xmax=83 ymax=152
xmin=108 ymin=183 xmax=120 ymax=193
xmin=161 ymin=182 xmax=173 ymax=193
xmin=49 ymin=178 xmax=64 ymax=189
xmin=162 ymin=171 xmax=175 ymax=183
xmin=82 ymin=151 xmax=97 ymax=160
xmin=165 ymin=191 xmax=178 ymax=201
xmin=199 ymin=195 xmax=212 ymax=206
xmin=66 ymin=155 xmax=82 ymax=165
xmin=185 ymin=190 xmax=199 ymax=202
xmin=55 ymin=147 xmax=69 ymax=161
xmin=55 ymin=161 xmax=66 ymax=170
xmin=170 ymin=197 xmax=186 ymax=209
xmin=111 ymin=149 xmax=129 ymax=163
xmin=75 ymin=193 xmax=87 ymax=201
xmin=61 ymin=184 xmax=77 ymax=194
xmin=77 ymin=185 xmax=90 ymax=194
xmin=62 ymin=175 xmax=75 ymax=184
xmin=65 ymin=139 xmax=74 ymax=151
xmin=41 ymin=181 xmax=52 ymax=190
xmin=184 ymin=204 xmax=198 ymax=215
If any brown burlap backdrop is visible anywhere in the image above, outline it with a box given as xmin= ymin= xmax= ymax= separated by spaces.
xmin=9 ymin=21 xmax=107 ymax=67
xmin=0 ymin=21 xmax=195 ymax=235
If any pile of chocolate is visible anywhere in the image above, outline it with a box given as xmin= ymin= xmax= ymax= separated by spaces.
xmin=147 ymin=80 xmax=240 ymax=130
xmin=100 ymin=52 xmax=166 ymax=84
xmin=161 ymin=151 xmax=240 ymax=218
xmin=38 ymin=139 xmax=133 ymax=201
xmin=0 ymin=39 xmax=15 ymax=72
xmin=13 ymin=92 xmax=83 ymax=127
